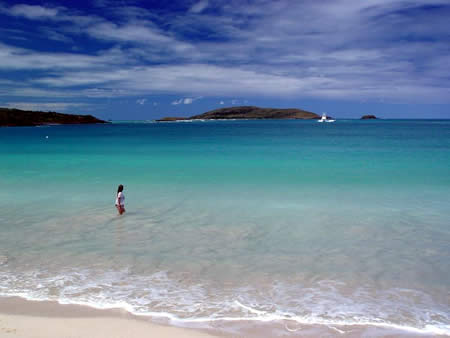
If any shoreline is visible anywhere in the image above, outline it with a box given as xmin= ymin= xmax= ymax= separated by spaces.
xmin=0 ymin=296 xmax=219 ymax=338
xmin=1 ymin=296 xmax=446 ymax=337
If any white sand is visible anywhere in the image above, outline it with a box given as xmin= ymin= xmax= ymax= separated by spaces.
xmin=0 ymin=297 xmax=218 ymax=338
xmin=0 ymin=297 xmax=416 ymax=337
xmin=0 ymin=314 xmax=217 ymax=338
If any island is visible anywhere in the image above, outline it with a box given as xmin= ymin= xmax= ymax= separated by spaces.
xmin=0 ymin=108 xmax=107 ymax=127
xmin=361 ymin=115 xmax=378 ymax=120
xmin=156 ymin=106 xmax=320 ymax=121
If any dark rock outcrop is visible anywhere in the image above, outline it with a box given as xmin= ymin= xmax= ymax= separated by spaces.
xmin=361 ymin=115 xmax=377 ymax=120
xmin=158 ymin=106 xmax=319 ymax=121
xmin=0 ymin=108 xmax=107 ymax=127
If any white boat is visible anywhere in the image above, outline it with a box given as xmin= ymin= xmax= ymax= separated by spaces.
xmin=318 ymin=113 xmax=335 ymax=123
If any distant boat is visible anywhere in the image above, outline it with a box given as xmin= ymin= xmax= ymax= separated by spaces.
xmin=318 ymin=113 xmax=335 ymax=123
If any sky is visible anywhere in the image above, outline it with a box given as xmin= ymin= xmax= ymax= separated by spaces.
xmin=0 ymin=0 xmax=449 ymax=119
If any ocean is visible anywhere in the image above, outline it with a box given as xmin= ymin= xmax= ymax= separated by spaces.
xmin=0 ymin=119 xmax=449 ymax=336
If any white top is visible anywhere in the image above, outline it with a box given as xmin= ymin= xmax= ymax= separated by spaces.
xmin=115 ymin=191 xmax=125 ymax=206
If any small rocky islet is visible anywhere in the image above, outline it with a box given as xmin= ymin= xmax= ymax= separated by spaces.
xmin=361 ymin=114 xmax=378 ymax=120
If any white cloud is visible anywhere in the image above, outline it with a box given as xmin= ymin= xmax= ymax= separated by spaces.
xmin=6 ymin=4 xmax=59 ymax=19
xmin=189 ymin=0 xmax=209 ymax=14
xmin=87 ymin=22 xmax=172 ymax=44
xmin=5 ymin=102 xmax=86 ymax=112
xmin=20 ymin=62 xmax=449 ymax=103
xmin=1 ymin=3 xmax=101 ymax=26
xmin=136 ymin=98 xmax=147 ymax=105
xmin=0 ymin=1 xmax=449 ymax=105
xmin=81 ymin=88 xmax=129 ymax=98
xmin=171 ymin=97 xmax=199 ymax=105
xmin=0 ymin=43 xmax=126 ymax=70
xmin=219 ymin=101 xmax=224 ymax=105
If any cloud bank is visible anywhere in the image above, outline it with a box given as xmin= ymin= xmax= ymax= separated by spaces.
xmin=0 ymin=0 xmax=449 ymax=105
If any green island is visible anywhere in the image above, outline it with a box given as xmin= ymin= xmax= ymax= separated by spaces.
xmin=0 ymin=107 xmax=107 ymax=127
xmin=156 ymin=106 xmax=320 ymax=121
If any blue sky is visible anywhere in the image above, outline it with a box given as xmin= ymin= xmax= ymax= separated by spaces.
xmin=0 ymin=0 xmax=449 ymax=119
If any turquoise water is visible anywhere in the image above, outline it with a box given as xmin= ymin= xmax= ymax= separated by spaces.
xmin=0 ymin=120 xmax=449 ymax=335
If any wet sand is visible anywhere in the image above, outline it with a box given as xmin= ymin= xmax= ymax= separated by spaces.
xmin=0 ymin=297 xmax=218 ymax=338
xmin=0 ymin=297 xmax=434 ymax=337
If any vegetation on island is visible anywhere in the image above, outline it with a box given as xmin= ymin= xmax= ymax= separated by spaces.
xmin=156 ymin=106 xmax=320 ymax=121
xmin=0 ymin=108 xmax=107 ymax=127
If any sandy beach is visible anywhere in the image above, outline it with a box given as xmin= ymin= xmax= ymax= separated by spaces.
xmin=1 ymin=297 xmax=435 ymax=338
xmin=0 ymin=297 xmax=218 ymax=338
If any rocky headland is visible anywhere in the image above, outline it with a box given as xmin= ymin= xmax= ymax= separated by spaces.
xmin=361 ymin=115 xmax=378 ymax=120
xmin=0 ymin=108 xmax=107 ymax=127
xmin=156 ymin=106 xmax=319 ymax=121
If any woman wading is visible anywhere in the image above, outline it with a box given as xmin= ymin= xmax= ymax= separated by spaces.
xmin=115 ymin=184 xmax=125 ymax=215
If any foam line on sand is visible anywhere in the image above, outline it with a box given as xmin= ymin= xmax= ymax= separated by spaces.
xmin=0 ymin=297 xmax=217 ymax=338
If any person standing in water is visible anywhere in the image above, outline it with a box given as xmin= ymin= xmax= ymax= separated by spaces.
xmin=115 ymin=184 xmax=125 ymax=215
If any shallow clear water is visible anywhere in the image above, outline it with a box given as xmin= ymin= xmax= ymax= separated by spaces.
xmin=0 ymin=120 xmax=449 ymax=335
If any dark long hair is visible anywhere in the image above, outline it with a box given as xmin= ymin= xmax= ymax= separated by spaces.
xmin=117 ymin=184 xmax=124 ymax=195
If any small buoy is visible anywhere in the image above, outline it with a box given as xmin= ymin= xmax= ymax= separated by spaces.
xmin=45 ymin=136 xmax=49 ymax=139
